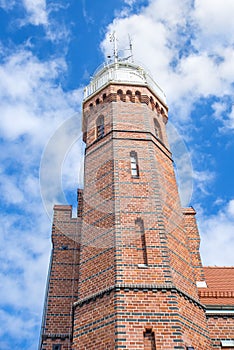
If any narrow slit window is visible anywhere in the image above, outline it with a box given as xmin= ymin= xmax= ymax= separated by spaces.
xmin=154 ymin=118 xmax=162 ymax=140
xmin=96 ymin=116 xmax=105 ymax=140
xmin=130 ymin=151 xmax=139 ymax=178
xmin=135 ymin=218 xmax=148 ymax=266
xmin=144 ymin=329 xmax=156 ymax=350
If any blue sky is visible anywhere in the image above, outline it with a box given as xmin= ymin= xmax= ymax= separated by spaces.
xmin=0 ymin=0 xmax=234 ymax=349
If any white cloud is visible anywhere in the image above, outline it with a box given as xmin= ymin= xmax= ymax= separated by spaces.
xmin=167 ymin=122 xmax=194 ymax=206
xmin=0 ymin=44 xmax=83 ymax=348
xmin=102 ymin=13 xmax=171 ymax=77
xmin=0 ymin=49 xmax=81 ymax=144
xmin=193 ymin=169 xmax=215 ymax=195
xmin=0 ymin=0 xmax=71 ymax=43
xmin=0 ymin=0 xmax=15 ymax=10
xmin=0 ymin=309 xmax=37 ymax=338
xmin=0 ymin=174 xmax=24 ymax=205
xmin=212 ymin=101 xmax=227 ymax=120
xmin=193 ymin=0 xmax=234 ymax=47
xmin=101 ymin=0 xmax=234 ymax=123
xmin=124 ymin=0 xmax=137 ymax=5
xmin=100 ymin=0 xmax=234 ymax=269
xmin=199 ymin=199 xmax=234 ymax=265
xmin=177 ymin=53 xmax=223 ymax=96
xmin=0 ymin=208 xmax=51 ymax=349
xmin=227 ymin=107 xmax=234 ymax=130
xmin=227 ymin=199 xmax=234 ymax=216
xmin=22 ymin=0 xmax=47 ymax=25
xmin=212 ymin=99 xmax=234 ymax=131
xmin=40 ymin=114 xmax=83 ymax=218
xmin=146 ymin=0 xmax=192 ymax=28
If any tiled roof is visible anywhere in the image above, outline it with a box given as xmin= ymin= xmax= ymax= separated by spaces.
xmin=199 ymin=267 xmax=234 ymax=306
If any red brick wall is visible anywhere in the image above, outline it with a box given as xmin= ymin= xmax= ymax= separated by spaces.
xmin=73 ymin=84 xmax=211 ymax=348
xmin=73 ymin=288 xmax=211 ymax=349
xmin=115 ymin=289 xmax=210 ymax=350
xmin=78 ymin=134 xmax=116 ymax=298
xmin=73 ymin=292 xmax=115 ymax=349
xmin=207 ymin=316 xmax=234 ymax=349
xmin=182 ymin=207 xmax=205 ymax=282
xmin=40 ymin=76 xmax=233 ymax=350
xmin=40 ymin=205 xmax=81 ymax=350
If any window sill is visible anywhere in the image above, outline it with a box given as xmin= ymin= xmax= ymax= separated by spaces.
xmin=138 ymin=264 xmax=149 ymax=269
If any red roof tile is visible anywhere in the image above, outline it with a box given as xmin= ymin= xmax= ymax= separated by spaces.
xmin=199 ymin=267 xmax=234 ymax=306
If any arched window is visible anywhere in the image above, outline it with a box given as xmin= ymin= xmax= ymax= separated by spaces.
xmin=126 ymin=90 xmax=132 ymax=102
xmin=130 ymin=151 xmax=139 ymax=178
xmin=102 ymin=93 xmax=107 ymax=101
xmin=154 ymin=118 xmax=162 ymax=140
xmin=135 ymin=90 xmax=141 ymax=102
xmin=117 ymin=89 xmax=123 ymax=101
xmin=96 ymin=98 xmax=100 ymax=105
xmin=96 ymin=115 xmax=104 ymax=140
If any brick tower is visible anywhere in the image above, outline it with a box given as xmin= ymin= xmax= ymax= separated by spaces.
xmin=72 ymin=61 xmax=211 ymax=349
xmin=40 ymin=58 xmax=233 ymax=349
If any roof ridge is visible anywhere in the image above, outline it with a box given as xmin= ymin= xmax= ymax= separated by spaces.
xmin=204 ymin=266 xmax=234 ymax=269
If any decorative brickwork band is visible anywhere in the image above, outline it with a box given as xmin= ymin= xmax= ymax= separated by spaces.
xmin=74 ymin=283 xmax=205 ymax=310
xmin=42 ymin=333 xmax=72 ymax=340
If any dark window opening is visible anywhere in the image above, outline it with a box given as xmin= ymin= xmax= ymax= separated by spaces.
xmin=52 ymin=345 xmax=61 ymax=350
xmin=130 ymin=151 xmax=139 ymax=178
xmin=117 ymin=89 xmax=124 ymax=101
xmin=154 ymin=118 xmax=162 ymax=140
xmin=150 ymin=96 xmax=154 ymax=110
xmin=144 ymin=329 xmax=156 ymax=350
xmin=135 ymin=218 xmax=148 ymax=266
xmin=135 ymin=90 xmax=141 ymax=102
xmin=126 ymin=90 xmax=132 ymax=101
xmin=96 ymin=116 xmax=105 ymax=140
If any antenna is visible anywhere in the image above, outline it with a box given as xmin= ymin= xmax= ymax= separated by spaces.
xmin=128 ymin=34 xmax=134 ymax=62
xmin=108 ymin=32 xmax=134 ymax=63
xmin=109 ymin=31 xmax=118 ymax=63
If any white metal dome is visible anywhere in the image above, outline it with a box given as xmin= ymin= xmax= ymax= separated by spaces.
xmin=83 ymin=60 xmax=166 ymax=104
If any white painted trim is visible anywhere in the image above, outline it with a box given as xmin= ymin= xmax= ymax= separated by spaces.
xmin=196 ymin=281 xmax=207 ymax=288
xmin=206 ymin=309 xmax=234 ymax=315
xmin=221 ymin=340 xmax=234 ymax=347
xmin=137 ymin=264 xmax=149 ymax=269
